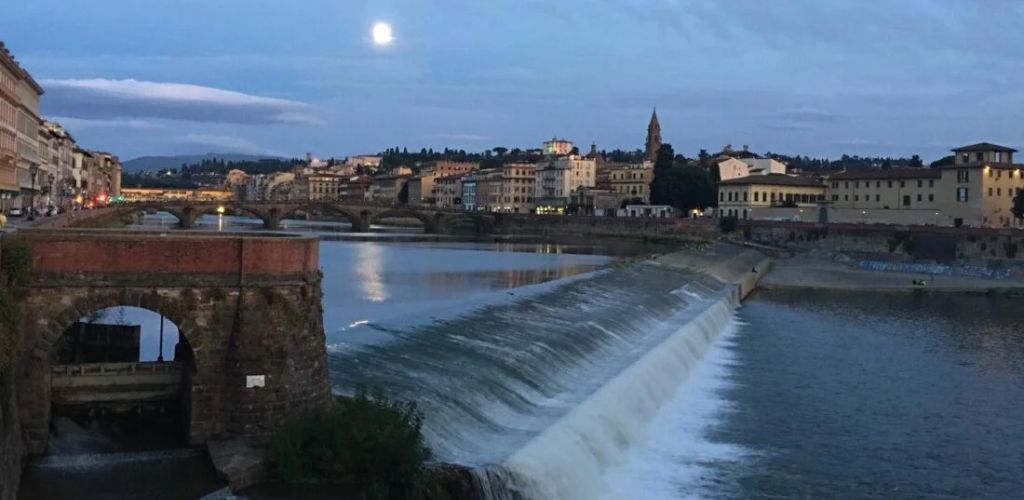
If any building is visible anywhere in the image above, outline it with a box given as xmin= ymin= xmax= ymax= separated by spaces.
xmin=718 ymin=174 xmax=827 ymax=220
xmin=42 ymin=121 xmax=76 ymax=209
xmin=619 ymin=205 xmax=676 ymax=218
xmin=345 ymin=155 xmax=382 ymax=172
xmin=944 ymin=143 xmax=1023 ymax=228
xmin=340 ymin=175 xmax=374 ymax=201
xmin=476 ymin=163 xmax=536 ymax=213
xmin=371 ymin=174 xmax=411 ymax=203
xmin=424 ymin=160 xmax=477 ymax=177
xmin=717 ymin=156 xmax=787 ymax=181
xmin=0 ymin=41 xmax=45 ymax=211
xmin=461 ymin=173 xmax=479 ymax=211
xmin=306 ymin=173 xmax=343 ymax=201
xmin=434 ymin=173 xmax=468 ymax=209
xmin=568 ymin=187 xmax=619 ymax=216
xmin=543 ymin=137 xmax=575 ymax=157
xmin=608 ymin=162 xmax=654 ymax=203
xmin=534 ymin=156 xmax=597 ymax=213
xmin=407 ymin=172 xmax=436 ymax=206
xmin=645 ymin=109 xmax=661 ymax=162
xmin=121 ymin=187 xmax=234 ymax=202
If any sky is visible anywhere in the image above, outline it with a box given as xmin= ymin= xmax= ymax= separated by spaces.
xmin=3 ymin=0 xmax=1024 ymax=162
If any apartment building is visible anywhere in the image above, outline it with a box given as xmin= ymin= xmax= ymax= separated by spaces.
xmin=607 ymin=162 xmax=654 ymax=203
xmin=306 ymin=173 xmax=344 ymax=201
xmin=477 ymin=163 xmax=536 ymax=213
xmin=434 ymin=173 xmax=468 ymax=209
xmin=534 ymin=156 xmax=597 ymax=212
xmin=0 ymin=42 xmax=44 ymax=210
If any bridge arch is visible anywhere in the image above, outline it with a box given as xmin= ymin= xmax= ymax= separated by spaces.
xmin=277 ymin=203 xmax=368 ymax=232
xmin=188 ymin=203 xmax=273 ymax=229
xmin=370 ymin=208 xmax=439 ymax=234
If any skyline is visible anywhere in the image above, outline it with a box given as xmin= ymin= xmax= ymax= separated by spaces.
xmin=4 ymin=0 xmax=1024 ymax=161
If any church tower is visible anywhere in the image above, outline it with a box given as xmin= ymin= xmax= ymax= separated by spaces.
xmin=645 ymin=108 xmax=662 ymax=162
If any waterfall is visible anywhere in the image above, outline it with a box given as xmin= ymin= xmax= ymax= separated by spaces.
xmin=472 ymin=298 xmax=736 ymax=500
xmin=327 ymin=263 xmax=738 ymax=499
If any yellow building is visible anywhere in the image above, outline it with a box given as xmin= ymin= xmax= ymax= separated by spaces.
xmin=306 ymin=173 xmax=343 ymax=201
xmin=121 ymin=187 xmax=234 ymax=203
xmin=608 ymin=162 xmax=654 ymax=203
xmin=718 ymin=174 xmax=826 ymax=220
xmin=0 ymin=41 xmax=44 ymax=210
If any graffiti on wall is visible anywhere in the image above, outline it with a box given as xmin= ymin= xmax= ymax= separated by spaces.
xmin=857 ymin=260 xmax=1016 ymax=279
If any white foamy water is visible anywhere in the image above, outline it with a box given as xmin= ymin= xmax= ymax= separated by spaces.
xmin=473 ymin=297 xmax=740 ymax=500
xmin=597 ymin=322 xmax=747 ymax=500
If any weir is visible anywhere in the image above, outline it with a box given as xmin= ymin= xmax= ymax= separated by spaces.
xmin=327 ymin=247 xmax=769 ymax=500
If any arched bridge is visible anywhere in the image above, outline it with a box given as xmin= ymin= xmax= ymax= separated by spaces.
xmin=112 ymin=201 xmax=497 ymax=234
xmin=8 ymin=229 xmax=332 ymax=454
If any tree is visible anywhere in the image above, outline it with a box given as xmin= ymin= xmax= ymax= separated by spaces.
xmin=650 ymin=143 xmax=676 ymax=206
xmin=909 ymin=154 xmax=924 ymax=168
xmin=881 ymin=159 xmax=893 ymax=170
xmin=1013 ymin=189 xmax=1024 ymax=221
xmin=492 ymin=147 xmax=508 ymax=157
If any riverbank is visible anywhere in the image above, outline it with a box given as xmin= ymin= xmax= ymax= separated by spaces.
xmin=760 ymin=254 xmax=1024 ymax=294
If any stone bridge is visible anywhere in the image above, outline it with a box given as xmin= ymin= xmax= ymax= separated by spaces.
xmin=111 ymin=201 xmax=497 ymax=233
xmin=8 ymin=229 xmax=332 ymax=454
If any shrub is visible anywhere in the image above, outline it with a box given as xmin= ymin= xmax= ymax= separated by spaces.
xmin=0 ymin=237 xmax=33 ymax=287
xmin=718 ymin=216 xmax=739 ymax=234
xmin=270 ymin=387 xmax=432 ymax=500
xmin=0 ymin=288 xmax=22 ymax=381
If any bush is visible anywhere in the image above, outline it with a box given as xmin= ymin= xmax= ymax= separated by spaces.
xmin=718 ymin=216 xmax=739 ymax=234
xmin=0 ymin=288 xmax=22 ymax=382
xmin=270 ymin=387 xmax=432 ymax=500
xmin=1 ymin=237 xmax=33 ymax=287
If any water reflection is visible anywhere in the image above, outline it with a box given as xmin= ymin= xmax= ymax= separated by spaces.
xmin=356 ymin=242 xmax=389 ymax=302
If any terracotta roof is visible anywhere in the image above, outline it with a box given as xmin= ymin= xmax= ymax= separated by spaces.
xmin=830 ymin=168 xmax=941 ymax=180
xmin=952 ymin=142 xmax=1017 ymax=153
xmin=719 ymin=174 xmax=823 ymax=187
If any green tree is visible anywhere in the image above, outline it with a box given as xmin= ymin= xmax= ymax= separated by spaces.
xmin=909 ymin=154 xmax=924 ymax=168
xmin=881 ymin=159 xmax=893 ymax=170
xmin=650 ymin=143 xmax=676 ymax=206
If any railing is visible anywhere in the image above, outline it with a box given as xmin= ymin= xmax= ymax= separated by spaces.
xmin=51 ymin=362 xmax=185 ymax=410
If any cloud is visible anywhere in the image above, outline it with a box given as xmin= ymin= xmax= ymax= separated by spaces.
xmin=40 ymin=78 xmax=323 ymax=126
xmin=48 ymin=116 xmax=164 ymax=131
xmin=174 ymin=133 xmax=286 ymax=157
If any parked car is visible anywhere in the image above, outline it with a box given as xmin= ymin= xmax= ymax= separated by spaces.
xmin=8 ymin=208 xmax=23 ymax=217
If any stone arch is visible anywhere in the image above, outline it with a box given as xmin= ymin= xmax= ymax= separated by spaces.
xmin=371 ymin=208 xmax=437 ymax=233
xmin=119 ymin=204 xmax=189 ymax=227
xmin=19 ymin=287 xmax=221 ymax=454
xmin=441 ymin=212 xmax=494 ymax=235
xmin=278 ymin=203 xmax=367 ymax=232
xmin=189 ymin=203 xmax=273 ymax=229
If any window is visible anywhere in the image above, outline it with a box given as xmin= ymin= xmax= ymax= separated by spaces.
xmin=903 ymin=195 xmax=911 ymax=207
xmin=956 ymin=187 xmax=968 ymax=202
xmin=917 ymin=180 xmax=923 ymax=188
xmin=876 ymin=194 xmax=881 ymax=202
xmin=876 ymin=181 xmax=881 ymax=188
xmin=832 ymin=194 xmax=838 ymax=201
xmin=957 ymin=169 xmax=969 ymax=183
xmin=720 ymin=192 xmax=724 ymax=202
xmin=900 ymin=181 xmax=906 ymax=188
xmin=997 ymin=188 xmax=1002 ymax=196
xmin=929 ymin=194 xmax=934 ymax=202
xmin=977 ymin=152 xmax=984 ymax=161
xmin=989 ymin=188 xmax=994 ymax=196
xmin=845 ymin=195 xmax=849 ymax=201
xmin=743 ymin=192 xmax=748 ymax=202
xmin=929 ymin=180 xmax=934 ymax=187
xmin=917 ymin=194 xmax=922 ymax=202
xmin=855 ymin=195 xmax=859 ymax=202
xmin=888 ymin=181 xmax=893 ymax=188
xmin=754 ymin=192 xmax=759 ymax=202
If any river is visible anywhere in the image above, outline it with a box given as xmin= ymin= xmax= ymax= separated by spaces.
xmin=22 ymin=215 xmax=1024 ymax=499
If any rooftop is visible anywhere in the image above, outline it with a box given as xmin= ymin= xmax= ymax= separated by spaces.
xmin=952 ymin=142 xmax=1017 ymax=153
xmin=719 ymin=174 xmax=824 ymax=187
xmin=830 ymin=168 xmax=942 ymax=180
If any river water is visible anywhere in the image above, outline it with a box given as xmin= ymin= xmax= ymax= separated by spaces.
xmin=23 ymin=215 xmax=1024 ymax=499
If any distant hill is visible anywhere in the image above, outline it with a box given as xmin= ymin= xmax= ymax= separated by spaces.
xmin=122 ymin=153 xmax=286 ymax=173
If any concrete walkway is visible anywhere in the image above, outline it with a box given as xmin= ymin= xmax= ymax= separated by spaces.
xmin=760 ymin=255 xmax=1024 ymax=294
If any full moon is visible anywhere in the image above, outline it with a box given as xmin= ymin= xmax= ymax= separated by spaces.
xmin=372 ymin=22 xmax=394 ymax=45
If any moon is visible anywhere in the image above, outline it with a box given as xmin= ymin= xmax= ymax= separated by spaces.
xmin=372 ymin=22 xmax=394 ymax=46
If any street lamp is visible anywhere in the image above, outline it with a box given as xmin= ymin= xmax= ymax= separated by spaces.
xmin=46 ymin=173 xmax=55 ymax=207
xmin=27 ymin=163 xmax=39 ymax=221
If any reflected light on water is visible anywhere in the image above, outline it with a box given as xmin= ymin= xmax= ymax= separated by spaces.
xmin=356 ymin=243 xmax=389 ymax=302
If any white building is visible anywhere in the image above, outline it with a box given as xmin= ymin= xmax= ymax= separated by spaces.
xmin=717 ymin=157 xmax=787 ymax=181
xmin=534 ymin=156 xmax=597 ymax=212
